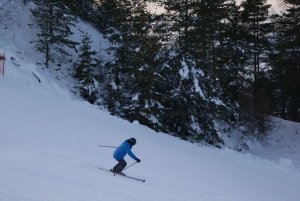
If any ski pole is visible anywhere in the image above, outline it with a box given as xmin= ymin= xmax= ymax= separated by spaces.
xmin=124 ymin=162 xmax=138 ymax=171
xmin=98 ymin=145 xmax=117 ymax=148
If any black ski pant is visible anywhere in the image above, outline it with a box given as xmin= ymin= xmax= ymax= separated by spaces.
xmin=112 ymin=159 xmax=127 ymax=173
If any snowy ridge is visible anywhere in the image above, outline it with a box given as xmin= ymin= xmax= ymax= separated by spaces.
xmin=1 ymin=1 xmax=300 ymax=201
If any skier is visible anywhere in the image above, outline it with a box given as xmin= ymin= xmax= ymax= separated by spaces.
xmin=111 ymin=138 xmax=141 ymax=175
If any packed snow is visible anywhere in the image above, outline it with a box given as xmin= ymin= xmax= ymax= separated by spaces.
xmin=1 ymin=1 xmax=300 ymax=201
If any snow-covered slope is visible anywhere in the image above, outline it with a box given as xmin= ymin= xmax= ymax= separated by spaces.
xmin=248 ymin=117 xmax=300 ymax=168
xmin=1 ymin=63 xmax=300 ymax=201
xmin=1 ymin=1 xmax=300 ymax=201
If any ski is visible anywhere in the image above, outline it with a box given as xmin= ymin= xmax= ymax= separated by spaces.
xmin=98 ymin=167 xmax=146 ymax=182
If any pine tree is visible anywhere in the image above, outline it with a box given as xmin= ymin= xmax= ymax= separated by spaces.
xmin=240 ymin=0 xmax=271 ymax=84
xmin=219 ymin=1 xmax=247 ymax=103
xmin=74 ymin=31 xmax=98 ymax=103
xmin=32 ymin=0 xmax=53 ymax=67
xmin=32 ymin=0 xmax=78 ymax=68
xmin=66 ymin=0 xmax=96 ymax=20
xmin=239 ymin=0 xmax=272 ymax=136
xmin=101 ymin=0 xmax=163 ymax=127
xmin=96 ymin=0 xmax=122 ymax=35
xmin=152 ymin=0 xmax=239 ymax=144
xmin=268 ymin=2 xmax=300 ymax=121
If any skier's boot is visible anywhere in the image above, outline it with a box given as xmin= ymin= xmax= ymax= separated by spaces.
xmin=118 ymin=172 xmax=126 ymax=176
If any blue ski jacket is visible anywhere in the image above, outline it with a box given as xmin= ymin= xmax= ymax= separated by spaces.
xmin=113 ymin=140 xmax=138 ymax=161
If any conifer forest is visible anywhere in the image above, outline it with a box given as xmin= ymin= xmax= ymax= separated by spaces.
xmin=30 ymin=0 xmax=300 ymax=145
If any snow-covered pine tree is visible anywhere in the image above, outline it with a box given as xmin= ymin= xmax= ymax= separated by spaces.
xmin=190 ymin=0 xmax=241 ymax=128
xmin=101 ymin=0 xmax=163 ymax=128
xmin=74 ymin=31 xmax=99 ymax=104
xmin=96 ymin=0 xmax=121 ymax=37
xmin=154 ymin=0 xmax=239 ymax=144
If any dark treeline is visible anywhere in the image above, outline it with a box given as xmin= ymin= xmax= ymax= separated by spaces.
xmin=31 ymin=0 xmax=300 ymax=145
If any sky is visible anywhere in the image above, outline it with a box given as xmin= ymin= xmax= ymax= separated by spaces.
xmin=147 ymin=0 xmax=286 ymax=14
xmin=238 ymin=0 xmax=285 ymax=13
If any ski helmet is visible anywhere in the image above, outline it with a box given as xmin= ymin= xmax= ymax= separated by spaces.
xmin=129 ymin=138 xmax=136 ymax=146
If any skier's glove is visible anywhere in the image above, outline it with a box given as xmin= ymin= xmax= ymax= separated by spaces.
xmin=136 ymin=158 xmax=141 ymax=163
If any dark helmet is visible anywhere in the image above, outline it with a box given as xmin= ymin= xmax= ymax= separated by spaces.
xmin=128 ymin=138 xmax=136 ymax=146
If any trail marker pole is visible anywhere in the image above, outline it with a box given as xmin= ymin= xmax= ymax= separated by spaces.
xmin=0 ymin=52 xmax=6 ymax=80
